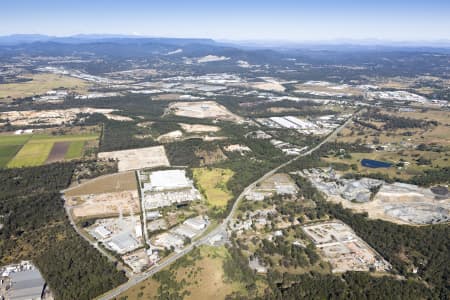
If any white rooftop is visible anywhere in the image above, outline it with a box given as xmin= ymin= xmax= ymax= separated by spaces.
xmin=149 ymin=170 xmax=191 ymax=191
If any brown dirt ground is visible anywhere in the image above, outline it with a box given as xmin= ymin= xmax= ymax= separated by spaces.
xmin=64 ymin=171 xmax=137 ymax=196
xmin=45 ymin=141 xmax=70 ymax=163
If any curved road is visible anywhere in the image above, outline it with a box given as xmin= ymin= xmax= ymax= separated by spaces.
xmin=96 ymin=115 xmax=354 ymax=300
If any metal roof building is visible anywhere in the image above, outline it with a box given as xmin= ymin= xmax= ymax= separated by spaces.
xmin=7 ymin=268 xmax=45 ymax=300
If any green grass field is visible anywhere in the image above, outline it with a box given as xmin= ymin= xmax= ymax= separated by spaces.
xmin=3 ymin=133 xmax=99 ymax=168
xmin=65 ymin=140 xmax=85 ymax=159
xmin=193 ymin=168 xmax=234 ymax=207
xmin=0 ymin=135 xmax=32 ymax=168
xmin=8 ymin=142 xmax=54 ymax=168
xmin=0 ymin=145 xmax=23 ymax=168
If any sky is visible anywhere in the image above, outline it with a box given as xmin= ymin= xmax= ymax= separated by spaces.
xmin=1 ymin=0 xmax=450 ymax=41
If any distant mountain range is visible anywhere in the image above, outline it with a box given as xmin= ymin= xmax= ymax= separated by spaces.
xmin=1 ymin=34 xmax=450 ymax=50
xmin=0 ymin=34 xmax=217 ymax=46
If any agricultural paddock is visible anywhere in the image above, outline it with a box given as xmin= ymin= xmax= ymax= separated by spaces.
xmin=5 ymin=133 xmax=99 ymax=168
xmin=46 ymin=142 xmax=70 ymax=163
xmin=0 ymin=134 xmax=31 ymax=168
xmin=98 ymin=145 xmax=170 ymax=172
xmin=193 ymin=168 xmax=234 ymax=208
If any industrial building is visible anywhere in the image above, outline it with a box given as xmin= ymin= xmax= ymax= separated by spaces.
xmin=139 ymin=169 xmax=201 ymax=210
xmin=0 ymin=261 xmax=46 ymax=300
xmin=148 ymin=170 xmax=192 ymax=191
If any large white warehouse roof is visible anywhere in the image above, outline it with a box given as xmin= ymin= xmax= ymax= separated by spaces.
xmin=150 ymin=170 xmax=191 ymax=190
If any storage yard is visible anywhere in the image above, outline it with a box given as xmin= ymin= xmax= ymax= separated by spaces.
xmin=302 ymin=221 xmax=391 ymax=273
xmin=98 ymin=145 xmax=170 ymax=172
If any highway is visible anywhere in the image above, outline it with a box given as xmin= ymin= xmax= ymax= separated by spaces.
xmin=96 ymin=114 xmax=354 ymax=300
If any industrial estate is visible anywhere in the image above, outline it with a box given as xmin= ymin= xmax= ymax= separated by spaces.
xmin=0 ymin=34 xmax=449 ymax=300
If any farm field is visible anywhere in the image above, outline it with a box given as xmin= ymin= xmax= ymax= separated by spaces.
xmin=193 ymin=168 xmax=234 ymax=208
xmin=0 ymin=73 xmax=89 ymax=102
xmin=4 ymin=133 xmax=99 ymax=168
xmin=0 ymin=134 xmax=31 ymax=167
xmin=64 ymin=140 xmax=85 ymax=159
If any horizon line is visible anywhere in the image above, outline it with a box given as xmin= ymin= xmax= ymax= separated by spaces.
xmin=1 ymin=33 xmax=450 ymax=46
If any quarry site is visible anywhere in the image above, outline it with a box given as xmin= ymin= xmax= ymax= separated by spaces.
xmin=302 ymin=168 xmax=450 ymax=225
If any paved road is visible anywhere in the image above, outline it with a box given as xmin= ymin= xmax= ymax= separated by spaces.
xmin=96 ymin=115 xmax=354 ymax=300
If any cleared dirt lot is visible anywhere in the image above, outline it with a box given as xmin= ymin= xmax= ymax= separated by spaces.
xmin=250 ymin=81 xmax=285 ymax=92
xmin=65 ymin=171 xmax=138 ymax=196
xmin=68 ymin=190 xmax=140 ymax=219
xmin=65 ymin=171 xmax=140 ymax=219
xmin=98 ymin=145 xmax=170 ymax=172
xmin=259 ymin=173 xmax=297 ymax=191
xmin=168 ymin=101 xmax=243 ymax=123
xmin=179 ymin=123 xmax=220 ymax=133
xmin=0 ymin=108 xmax=118 ymax=127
